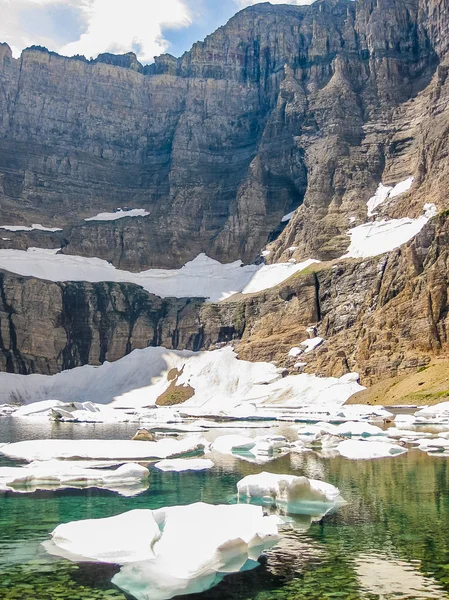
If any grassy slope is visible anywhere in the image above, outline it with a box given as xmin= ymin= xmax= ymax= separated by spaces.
xmin=346 ymin=358 xmax=449 ymax=406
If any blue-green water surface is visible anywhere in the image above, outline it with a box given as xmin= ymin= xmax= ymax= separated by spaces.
xmin=1 ymin=419 xmax=449 ymax=599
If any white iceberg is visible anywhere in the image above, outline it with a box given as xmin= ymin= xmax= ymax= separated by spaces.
xmin=46 ymin=503 xmax=281 ymax=600
xmin=211 ymin=434 xmax=290 ymax=463
xmin=414 ymin=402 xmax=449 ymax=423
xmin=153 ymin=459 xmax=214 ymax=472
xmin=386 ymin=428 xmax=431 ymax=439
xmin=418 ymin=438 xmax=449 ymax=453
xmin=335 ymin=421 xmax=386 ymax=437
xmin=0 ymin=461 xmax=149 ymax=496
xmin=1 ymin=435 xmax=208 ymax=462
xmin=393 ymin=414 xmax=416 ymax=428
xmin=237 ymin=472 xmax=343 ymax=515
xmin=337 ymin=440 xmax=407 ymax=459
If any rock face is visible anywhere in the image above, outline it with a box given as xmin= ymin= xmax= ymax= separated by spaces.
xmin=0 ymin=0 xmax=448 ymax=269
xmin=1 ymin=0 xmax=449 ymax=387
xmin=2 ymin=213 xmax=449 ymax=383
xmin=0 ymin=272 xmax=206 ymax=374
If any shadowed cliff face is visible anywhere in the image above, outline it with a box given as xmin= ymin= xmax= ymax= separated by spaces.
xmin=0 ymin=0 xmax=447 ymax=269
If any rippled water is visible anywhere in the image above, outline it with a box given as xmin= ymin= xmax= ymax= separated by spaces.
xmin=1 ymin=419 xmax=449 ymax=599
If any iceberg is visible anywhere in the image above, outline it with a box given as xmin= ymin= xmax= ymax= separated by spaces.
xmin=1 ymin=435 xmax=208 ymax=462
xmin=237 ymin=472 xmax=343 ymax=515
xmin=337 ymin=440 xmax=407 ymax=460
xmin=211 ymin=434 xmax=290 ymax=463
xmin=45 ymin=503 xmax=281 ymax=600
xmin=0 ymin=461 xmax=149 ymax=496
xmin=153 ymin=459 xmax=214 ymax=472
xmin=335 ymin=421 xmax=386 ymax=437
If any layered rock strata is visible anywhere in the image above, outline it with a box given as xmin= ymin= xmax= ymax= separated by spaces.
xmin=0 ymin=0 xmax=448 ymax=269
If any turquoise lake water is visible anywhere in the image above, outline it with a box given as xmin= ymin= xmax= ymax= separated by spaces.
xmin=1 ymin=419 xmax=449 ymax=599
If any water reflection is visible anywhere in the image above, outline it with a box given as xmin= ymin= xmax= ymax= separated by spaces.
xmin=1 ymin=423 xmax=449 ymax=599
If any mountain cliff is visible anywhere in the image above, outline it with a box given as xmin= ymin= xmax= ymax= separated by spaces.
xmin=0 ymin=0 xmax=448 ymax=270
xmin=0 ymin=0 xmax=449 ymax=390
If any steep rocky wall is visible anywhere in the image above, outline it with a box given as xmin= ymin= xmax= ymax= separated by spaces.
xmin=0 ymin=273 xmax=206 ymax=374
xmin=0 ymin=0 xmax=447 ymax=269
xmin=2 ymin=214 xmax=449 ymax=384
xmin=214 ymin=214 xmax=449 ymax=385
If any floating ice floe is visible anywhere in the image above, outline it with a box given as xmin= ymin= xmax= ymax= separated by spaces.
xmin=153 ymin=458 xmax=214 ymax=472
xmin=0 ymin=461 xmax=149 ymax=496
xmin=0 ymin=248 xmax=318 ymax=302
xmin=85 ymin=208 xmax=151 ymax=221
xmin=211 ymin=434 xmax=290 ymax=463
xmin=334 ymin=421 xmax=386 ymax=437
xmin=0 ymin=347 xmax=364 ymax=418
xmin=414 ymin=402 xmax=449 ymax=424
xmin=1 ymin=435 xmax=208 ymax=462
xmin=386 ymin=428 xmax=431 ymax=439
xmin=417 ymin=438 xmax=449 ymax=453
xmin=366 ymin=178 xmax=414 ymax=217
xmin=45 ymin=503 xmax=281 ymax=600
xmin=344 ymin=203 xmax=437 ymax=259
xmin=393 ymin=414 xmax=417 ymax=428
xmin=0 ymin=223 xmax=62 ymax=232
xmin=336 ymin=440 xmax=407 ymax=460
xmin=237 ymin=472 xmax=344 ymax=516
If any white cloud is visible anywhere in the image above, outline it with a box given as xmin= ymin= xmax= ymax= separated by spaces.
xmin=60 ymin=0 xmax=191 ymax=63
xmin=0 ymin=0 xmax=191 ymax=63
xmin=235 ymin=0 xmax=315 ymax=7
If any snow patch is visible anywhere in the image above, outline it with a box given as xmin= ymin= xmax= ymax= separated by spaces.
xmin=366 ymin=177 xmax=414 ymax=217
xmin=344 ymin=204 xmax=437 ymax=259
xmin=0 ymin=346 xmax=364 ymax=416
xmin=85 ymin=208 xmax=150 ymax=221
xmin=0 ymin=224 xmax=62 ymax=232
xmin=0 ymin=249 xmax=318 ymax=303
xmin=281 ymin=211 xmax=295 ymax=222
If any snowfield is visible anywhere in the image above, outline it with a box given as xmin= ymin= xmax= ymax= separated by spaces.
xmin=344 ymin=203 xmax=437 ymax=259
xmin=0 ymin=346 xmax=364 ymax=416
xmin=85 ymin=208 xmax=150 ymax=221
xmin=0 ymin=249 xmax=318 ymax=302
xmin=0 ymin=223 xmax=62 ymax=232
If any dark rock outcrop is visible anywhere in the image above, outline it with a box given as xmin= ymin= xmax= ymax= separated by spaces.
xmin=0 ymin=273 xmax=206 ymax=374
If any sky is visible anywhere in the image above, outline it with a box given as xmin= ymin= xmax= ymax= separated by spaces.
xmin=0 ymin=0 xmax=314 ymax=64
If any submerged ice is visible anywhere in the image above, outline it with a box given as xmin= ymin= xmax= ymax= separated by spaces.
xmin=46 ymin=503 xmax=281 ymax=600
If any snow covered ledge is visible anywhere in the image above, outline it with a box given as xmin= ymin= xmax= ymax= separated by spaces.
xmin=0 ymin=249 xmax=318 ymax=302
xmin=44 ymin=503 xmax=281 ymax=600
